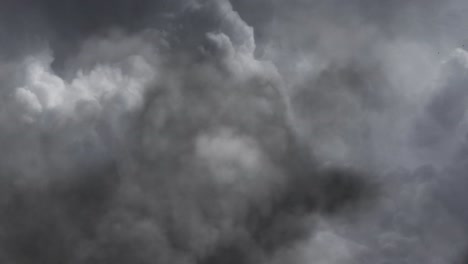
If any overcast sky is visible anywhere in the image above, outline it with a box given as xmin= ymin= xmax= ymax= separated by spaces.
xmin=1 ymin=0 xmax=468 ymax=263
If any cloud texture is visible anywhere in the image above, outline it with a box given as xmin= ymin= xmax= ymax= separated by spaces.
xmin=1 ymin=0 xmax=468 ymax=263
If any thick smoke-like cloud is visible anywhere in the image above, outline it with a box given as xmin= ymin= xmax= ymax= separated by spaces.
xmin=1 ymin=0 xmax=468 ymax=263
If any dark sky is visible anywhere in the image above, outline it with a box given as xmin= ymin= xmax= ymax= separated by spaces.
xmin=1 ymin=0 xmax=468 ymax=263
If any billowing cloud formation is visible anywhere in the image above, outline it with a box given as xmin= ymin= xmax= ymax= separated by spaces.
xmin=1 ymin=0 xmax=468 ymax=263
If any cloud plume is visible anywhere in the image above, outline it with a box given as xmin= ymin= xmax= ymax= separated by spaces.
xmin=1 ymin=0 xmax=468 ymax=263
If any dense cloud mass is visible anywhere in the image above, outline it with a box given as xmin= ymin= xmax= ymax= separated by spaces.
xmin=1 ymin=0 xmax=468 ymax=263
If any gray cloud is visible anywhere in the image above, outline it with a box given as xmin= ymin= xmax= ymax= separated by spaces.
xmin=1 ymin=0 xmax=468 ymax=263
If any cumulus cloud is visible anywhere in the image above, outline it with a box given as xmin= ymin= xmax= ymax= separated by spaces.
xmin=1 ymin=0 xmax=468 ymax=263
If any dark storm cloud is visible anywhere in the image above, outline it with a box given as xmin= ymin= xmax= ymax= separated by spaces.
xmin=1 ymin=0 xmax=468 ymax=263
xmin=0 ymin=1 xmax=376 ymax=263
